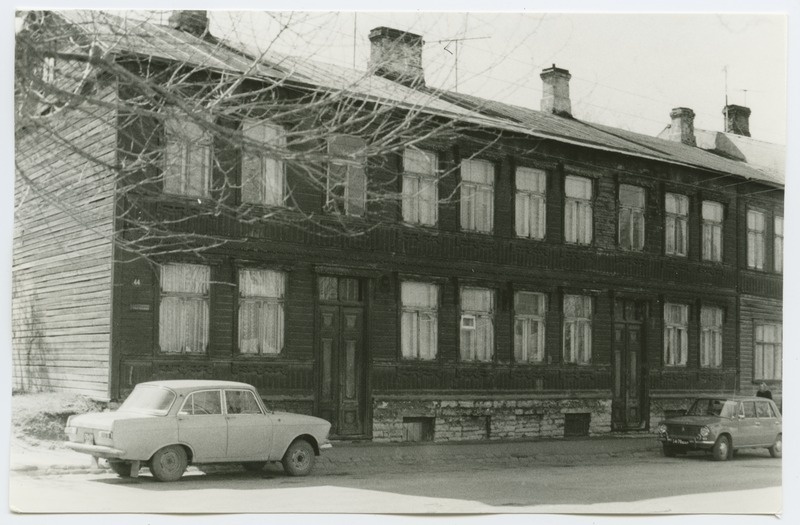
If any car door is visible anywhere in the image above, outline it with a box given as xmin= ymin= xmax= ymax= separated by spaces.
xmin=737 ymin=401 xmax=760 ymax=447
xmin=224 ymin=389 xmax=272 ymax=461
xmin=755 ymin=400 xmax=780 ymax=446
xmin=177 ymin=389 xmax=227 ymax=462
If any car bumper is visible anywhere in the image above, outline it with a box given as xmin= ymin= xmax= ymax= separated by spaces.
xmin=65 ymin=442 xmax=126 ymax=459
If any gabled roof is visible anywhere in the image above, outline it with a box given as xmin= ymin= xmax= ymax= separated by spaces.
xmin=49 ymin=10 xmax=785 ymax=189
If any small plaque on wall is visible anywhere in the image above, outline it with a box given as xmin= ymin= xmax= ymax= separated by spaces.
xmin=129 ymin=304 xmax=151 ymax=312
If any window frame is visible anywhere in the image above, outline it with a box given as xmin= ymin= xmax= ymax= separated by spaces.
xmin=701 ymin=201 xmax=724 ymax=263
xmin=515 ymin=166 xmax=547 ymax=240
xmin=665 ymin=193 xmax=689 ymax=257
xmin=618 ymin=184 xmax=646 ymax=251
xmin=158 ymin=262 xmax=211 ymax=354
xmin=400 ymin=281 xmax=439 ymax=360
xmin=564 ymin=175 xmax=594 ymax=245
xmin=514 ymin=291 xmax=547 ymax=364
xmin=402 ymin=148 xmax=439 ymax=226
xmin=223 ymin=389 xmax=266 ymax=415
xmin=754 ymin=322 xmax=782 ymax=381
xmin=162 ymin=114 xmax=213 ymax=199
xmin=241 ymin=119 xmax=286 ymax=207
xmin=460 ymin=159 xmax=495 ymax=233
xmin=700 ymin=305 xmax=723 ymax=368
xmin=774 ymin=215 xmax=783 ymax=274
xmin=237 ymin=268 xmax=286 ymax=356
xmin=459 ymin=286 xmax=495 ymax=362
xmin=663 ymin=302 xmax=689 ymax=367
xmin=746 ymin=208 xmax=766 ymax=270
xmin=562 ymin=294 xmax=593 ymax=365
xmin=326 ymin=135 xmax=367 ymax=217
xmin=178 ymin=389 xmax=223 ymax=416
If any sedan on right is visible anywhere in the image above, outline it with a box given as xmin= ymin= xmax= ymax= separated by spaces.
xmin=656 ymin=395 xmax=782 ymax=461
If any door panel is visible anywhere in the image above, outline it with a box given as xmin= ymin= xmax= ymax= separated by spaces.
xmin=612 ymin=299 xmax=647 ymax=431
xmin=177 ymin=415 xmax=227 ymax=462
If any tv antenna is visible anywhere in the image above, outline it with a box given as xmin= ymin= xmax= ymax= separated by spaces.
xmin=432 ymin=35 xmax=490 ymax=92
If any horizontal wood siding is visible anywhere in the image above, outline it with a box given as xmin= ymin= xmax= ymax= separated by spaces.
xmin=739 ymin=295 xmax=782 ymax=397
xmin=13 ymin=85 xmax=118 ymax=398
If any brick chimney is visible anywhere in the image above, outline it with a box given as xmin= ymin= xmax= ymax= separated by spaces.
xmin=667 ymin=107 xmax=697 ymax=146
xmin=368 ymin=27 xmax=425 ymax=87
xmin=167 ymin=11 xmax=209 ymax=37
xmin=540 ymin=65 xmax=572 ymax=117
xmin=723 ymin=104 xmax=751 ymax=137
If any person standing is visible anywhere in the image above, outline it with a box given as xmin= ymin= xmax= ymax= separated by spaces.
xmin=756 ymin=382 xmax=773 ymax=400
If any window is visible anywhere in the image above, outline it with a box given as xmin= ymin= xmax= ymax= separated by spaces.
xmin=702 ymin=201 xmax=723 ymax=262
xmin=460 ymin=287 xmax=494 ymax=361
xmin=163 ymin=115 xmax=212 ymax=198
xmin=400 ymin=282 xmax=438 ymax=360
xmin=179 ymin=390 xmax=222 ymax=416
xmin=515 ymin=167 xmax=546 ymax=239
xmin=241 ymin=120 xmax=285 ymax=206
xmin=774 ymin=216 xmax=783 ymax=273
xmin=42 ymin=56 xmax=56 ymax=84
xmin=663 ymin=303 xmax=688 ymax=366
xmin=327 ymin=135 xmax=367 ymax=216
xmin=225 ymin=390 xmax=264 ymax=415
xmin=755 ymin=401 xmax=773 ymax=419
xmin=747 ymin=209 xmax=766 ymax=269
xmin=564 ymin=176 xmax=593 ymax=244
xmin=460 ymin=159 xmax=494 ymax=232
xmin=619 ymin=184 xmax=645 ymax=250
xmin=665 ymin=193 xmax=688 ymax=256
xmin=755 ymin=323 xmax=782 ymax=380
xmin=514 ymin=292 xmax=546 ymax=363
xmin=402 ymin=149 xmax=438 ymax=225
xmin=563 ymin=295 xmax=592 ymax=364
xmin=742 ymin=401 xmax=756 ymax=419
xmin=238 ymin=269 xmax=285 ymax=354
xmin=700 ymin=306 xmax=723 ymax=368
xmin=159 ymin=263 xmax=210 ymax=353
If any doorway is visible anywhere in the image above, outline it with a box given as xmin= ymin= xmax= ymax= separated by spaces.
xmin=612 ymin=298 xmax=648 ymax=430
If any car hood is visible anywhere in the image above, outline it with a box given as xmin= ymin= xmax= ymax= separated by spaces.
xmin=665 ymin=415 xmax=729 ymax=426
xmin=68 ymin=411 xmax=154 ymax=430
xmin=271 ymin=411 xmax=330 ymax=427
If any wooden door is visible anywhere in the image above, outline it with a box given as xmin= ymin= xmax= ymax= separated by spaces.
xmin=612 ymin=299 xmax=647 ymax=430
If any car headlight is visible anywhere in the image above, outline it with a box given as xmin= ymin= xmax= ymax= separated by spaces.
xmin=97 ymin=430 xmax=113 ymax=441
xmin=65 ymin=426 xmax=77 ymax=435
xmin=699 ymin=426 xmax=711 ymax=439
xmin=657 ymin=424 xmax=667 ymax=434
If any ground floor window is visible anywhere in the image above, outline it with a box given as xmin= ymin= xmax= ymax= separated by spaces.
xmin=755 ymin=323 xmax=782 ymax=380
xmin=159 ymin=263 xmax=210 ymax=353
xmin=514 ymin=291 xmax=546 ymax=363
xmin=700 ymin=306 xmax=723 ymax=368
xmin=563 ymin=295 xmax=592 ymax=364
xmin=238 ymin=269 xmax=285 ymax=354
xmin=400 ymin=282 xmax=438 ymax=360
xmin=460 ymin=287 xmax=494 ymax=361
xmin=663 ymin=303 xmax=688 ymax=366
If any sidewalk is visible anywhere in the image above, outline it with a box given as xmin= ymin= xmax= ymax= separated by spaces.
xmin=10 ymin=433 xmax=660 ymax=476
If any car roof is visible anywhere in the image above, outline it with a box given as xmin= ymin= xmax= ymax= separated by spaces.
xmin=136 ymin=380 xmax=256 ymax=393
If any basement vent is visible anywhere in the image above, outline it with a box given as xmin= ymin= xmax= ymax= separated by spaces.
xmin=564 ymin=413 xmax=591 ymax=437
xmin=402 ymin=417 xmax=435 ymax=442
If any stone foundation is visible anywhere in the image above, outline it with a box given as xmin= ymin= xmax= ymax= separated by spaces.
xmin=372 ymin=396 xmax=612 ymax=442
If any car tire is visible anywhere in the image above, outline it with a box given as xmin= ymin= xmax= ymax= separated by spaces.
xmin=662 ymin=443 xmax=677 ymax=457
xmin=150 ymin=445 xmax=188 ymax=482
xmin=281 ymin=439 xmax=315 ymax=477
xmin=712 ymin=435 xmax=730 ymax=461
xmin=108 ymin=460 xmax=133 ymax=478
xmin=242 ymin=462 xmax=267 ymax=472
xmin=769 ymin=434 xmax=782 ymax=458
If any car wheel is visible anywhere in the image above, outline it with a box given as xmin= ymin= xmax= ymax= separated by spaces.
xmin=662 ymin=443 xmax=677 ymax=457
xmin=281 ymin=439 xmax=315 ymax=477
xmin=712 ymin=435 xmax=730 ymax=461
xmin=108 ymin=461 xmax=133 ymax=478
xmin=242 ymin=462 xmax=267 ymax=472
xmin=769 ymin=434 xmax=782 ymax=458
xmin=150 ymin=445 xmax=188 ymax=482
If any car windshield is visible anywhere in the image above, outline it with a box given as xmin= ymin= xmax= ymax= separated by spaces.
xmin=119 ymin=385 xmax=176 ymax=416
xmin=686 ymin=398 xmax=737 ymax=418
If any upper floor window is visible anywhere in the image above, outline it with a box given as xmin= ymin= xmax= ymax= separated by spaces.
xmin=619 ymin=184 xmax=645 ymax=251
xmin=665 ymin=193 xmax=688 ymax=256
xmin=514 ymin=292 xmax=546 ymax=363
xmin=159 ymin=263 xmax=210 ymax=354
xmin=774 ymin=216 xmax=783 ymax=273
xmin=515 ymin=167 xmax=546 ymax=239
xmin=326 ymin=135 xmax=366 ymax=216
xmin=400 ymin=282 xmax=438 ymax=360
xmin=402 ymin=149 xmax=438 ymax=226
xmin=460 ymin=287 xmax=494 ymax=361
xmin=163 ymin=116 xmax=212 ymax=198
xmin=700 ymin=306 xmax=723 ymax=368
xmin=241 ymin=120 xmax=285 ymax=206
xmin=563 ymin=294 xmax=592 ymax=364
xmin=238 ymin=269 xmax=285 ymax=355
xmin=663 ymin=303 xmax=688 ymax=366
xmin=747 ymin=209 xmax=766 ymax=269
xmin=42 ymin=56 xmax=56 ymax=84
xmin=755 ymin=323 xmax=782 ymax=380
xmin=702 ymin=201 xmax=724 ymax=262
xmin=460 ymin=159 xmax=494 ymax=233
xmin=564 ymin=176 xmax=593 ymax=245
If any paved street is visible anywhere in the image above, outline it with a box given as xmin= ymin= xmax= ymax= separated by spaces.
xmin=10 ymin=442 xmax=781 ymax=514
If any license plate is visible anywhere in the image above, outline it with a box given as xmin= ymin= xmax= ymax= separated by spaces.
xmin=671 ymin=439 xmax=689 ymax=445
xmin=84 ymin=433 xmax=94 ymax=445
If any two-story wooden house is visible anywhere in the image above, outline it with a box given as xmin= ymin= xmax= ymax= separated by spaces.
xmin=14 ymin=11 xmax=783 ymax=441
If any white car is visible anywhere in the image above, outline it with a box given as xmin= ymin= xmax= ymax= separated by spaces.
xmin=65 ymin=380 xmax=332 ymax=481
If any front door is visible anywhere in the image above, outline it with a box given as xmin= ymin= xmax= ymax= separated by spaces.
xmin=317 ymin=276 xmax=366 ymax=437
xmin=612 ymin=299 xmax=647 ymax=430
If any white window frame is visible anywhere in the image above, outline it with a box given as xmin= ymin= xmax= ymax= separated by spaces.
xmin=400 ymin=282 xmax=439 ymax=360
xmin=664 ymin=303 xmax=688 ymax=366
xmin=563 ymin=294 xmax=592 ymax=364
xmin=618 ymin=184 xmax=645 ymax=251
xmin=515 ymin=167 xmax=547 ymax=239
xmin=774 ymin=216 xmax=783 ymax=274
xmin=700 ymin=306 xmax=723 ymax=368
xmin=163 ymin=115 xmax=212 ymax=198
xmin=665 ymin=193 xmax=689 ymax=256
xmin=460 ymin=287 xmax=494 ymax=362
xmin=747 ymin=209 xmax=766 ymax=270
xmin=159 ymin=263 xmax=210 ymax=354
xmin=702 ymin=201 xmax=724 ymax=262
xmin=238 ymin=268 xmax=285 ymax=355
xmin=514 ymin=292 xmax=547 ymax=363
xmin=564 ymin=176 xmax=593 ymax=245
xmin=241 ymin=119 xmax=286 ymax=207
xmin=402 ymin=149 xmax=438 ymax=226
xmin=755 ymin=323 xmax=782 ymax=381
xmin=326 ymin=135 xmax=367 ymax=217
xmin=460 ymin=159 xmax=494 ymax=233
